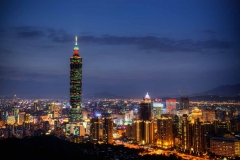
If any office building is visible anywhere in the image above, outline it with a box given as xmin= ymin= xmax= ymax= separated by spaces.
xmin=166 ymin=99 xmax=176 ymax=114
xmin=210 ymin=137 xmax=240 ymax=157
xmin=192 ymin=118 xmax=205 ymax=154
xmin=191 ymin=107 xmax=202 ymax=120
xmin=133 ymin=93 xmax=155 ymax=144
xmin=102 ymin=114 xmax=113 ymax=144
xmin=180 ymin=114 xmax=206 ymax=154
xmin=68 ymin=123 xmax=85 ymax=136
xmin=7 ymin=116 xmax=15 ymax=125
xmin=34 ymin=100 xmax=38 ymax=112
xmin=124 ymin=110 xmax=134 ymax=124
xmin=90 ymin=117 xmax=102 ymax=141
xmin=181 ymin=114 xmax=191 ymax=151
xmin=133 ymin=119 xmax=154 ymax=144
xmin=126 ymin=124 xmax=134 ymax=138
xmin=152 ymin=100 xmax=163 ymax=120
xmin=17 ymin=112 xmax=25 ymax=125
xmin=202 ymin=109 xmax=216 ymax=122
xmin=179 ymin=97 xmax=189 ymax=110
xmin=133 ymin=120 xmax=143 ymax=142
xmin=157 ymin=116 xmax=174 ymax=149
xmin=138 ymin=93 xmax=152 ymax=120
xmin=217 ymin=121 xmax=230 ymax=135
xmin=69 ymin=37 xmax=82 ymax=122
xmin=53 ymin=102 xmax=62 ymax=118
xmin=13 ymin=107 xmax=19 ymax=118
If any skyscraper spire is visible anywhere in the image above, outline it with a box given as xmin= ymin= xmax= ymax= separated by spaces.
xmin=73 ymin=36 xmax=79 ymax=54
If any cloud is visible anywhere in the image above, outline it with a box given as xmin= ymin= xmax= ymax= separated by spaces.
xmin=79 ymin=31 xmax=91 ymax=35
xmin=0 ymin=66 xmax=67 ymax=83
xmin=194 ymin=39 xmax=232 ymax=49
xmin=78 ymin=35 xmax=232 ymax=52
xmin=47 ymin=29 xmax=72 ymax=43
xmin=14 ymin=26 xmax=45 ymax=39
xmin=10 ymin=26 xmax=233 ymax=52
xmin=0 ymin=48 xmax=13 ymax=54
xmin=12 ymin=26 xmax=72 ymax=43
xmin=0 ymin=29 xmax=6 ymax=33
xmin=202 ymin=30 xmax=216 ymax=34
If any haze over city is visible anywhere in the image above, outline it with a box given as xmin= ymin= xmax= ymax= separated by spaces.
xmin=0 ymin=0 xmax=239 ymax=98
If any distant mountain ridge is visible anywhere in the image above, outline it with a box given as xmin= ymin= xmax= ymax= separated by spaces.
xmin=190 ymin=84 xmax=240 ymax=97
xmin=187 ymin=95 xmax=240 ymax=102
xmin=83 ymin=92 xmax=129 ymax=99
xmin=84 ymin=84 xmax=240 ymax=101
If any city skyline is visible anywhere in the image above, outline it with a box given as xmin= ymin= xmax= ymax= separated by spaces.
xmin=0 ymin=0 xmax=239 ymax=98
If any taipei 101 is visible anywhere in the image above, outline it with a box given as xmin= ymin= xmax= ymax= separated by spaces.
xmin=0 ymin=1 xmax=240 ymax=159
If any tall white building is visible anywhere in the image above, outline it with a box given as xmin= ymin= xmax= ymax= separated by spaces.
xmin=17 ymin=112 xmax=25 ymax=125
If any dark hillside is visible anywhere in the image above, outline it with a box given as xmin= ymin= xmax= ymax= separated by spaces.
xmin=0 ymin=136 xmax=181 ymax=160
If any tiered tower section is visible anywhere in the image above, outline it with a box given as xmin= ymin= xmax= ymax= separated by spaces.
xmin=69 ymin=37 xmax=82 ymax=122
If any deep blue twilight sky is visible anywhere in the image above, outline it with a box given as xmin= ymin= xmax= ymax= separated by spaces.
xmin=0 ymin=0 xmax=239 ymax=98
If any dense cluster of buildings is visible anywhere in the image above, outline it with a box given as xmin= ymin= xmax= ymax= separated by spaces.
xmin=1 ymin=37 xmax=240 ymax=159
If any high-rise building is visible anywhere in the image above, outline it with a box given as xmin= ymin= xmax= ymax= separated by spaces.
xmin=134 ymin=93 xmax=154 ymax=144
xmin=160 ymin=114 xmax=178 ymax=138
xmin=7 ymin=116 xmax=15 ymax=125
xmin=68 ymin=123 xmax=85 ymax=136
xmin=217 ymin=121 xmax=230 ymax=135
xmin=138 ymin=93 xmax=152 ymax=120
xmin=157 ymin=116 xmax=174 ymax=149
xmin=210 ymin=137 xmax=240 ymax=157
xmin=133 ymin=120 xmax=154 ymax=144
xmin=152 ymin=99 xmax=163 ymax=120
xmin=49 ymin=102 xmax=55 ymax=113
xmin=166 ymin=99 xmax=176 ymax=114
xmin=12 ymin=94 xmax=18 ymax=107
xmin=53 ymin=102 xmax=62 ymax=118
xmin=124 ymin=110 xmax=134 ymax=124
xmin=126 ymin=124 xmax=134 ymax=138
xmin=191 ymin=107 xmax=202 ymax=120
xmin=180 ymin=114 xmax=206 ymax=154
xmin=102 ymin=114 xmax=113 ymax=144
xmin=17 ymin=112 xmax=25 ymax=125
xmin=192 ymin=118 xmax=205 ymax=154
xmin=13 ymin=107 xmax=19 ymax=118
xmin=179 ymin=97 xmax=189 ymax=110
xmin=173 ymin=115 xmax=179 ymax=136
xmin=202 ymin=109 xmax=216 ymax=122
xmin=69 ymin=37 xmax=82 ymax=123
xmin=34 ymin=100 xmax=38 ymax=112
xmin=181 ymin=114 xmax=191 ymax=151
xmin=133 ymin=120 xmax=143 ymax=142
xmin=90 ymin=117 xmax=103 ymax=141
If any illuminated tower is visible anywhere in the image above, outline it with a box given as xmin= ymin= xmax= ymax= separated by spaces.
xmin=69 ymin=37 xmax=82 ymax=123
xmin=138 ymin=93 xmax=152 ymax=120
xmin=134 ymin=93 xmax=154 ymax=144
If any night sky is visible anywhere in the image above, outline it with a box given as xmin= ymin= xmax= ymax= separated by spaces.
xmin=0 ymin=0 xmax=239 ymax=98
